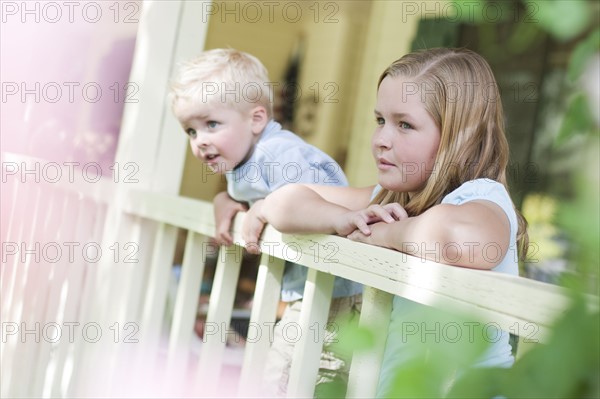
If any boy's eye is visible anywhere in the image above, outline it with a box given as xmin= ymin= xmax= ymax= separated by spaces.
xmin=186 ymin=128 xmax=197 ymax=138
xmin=207 ymin=121 xmax=219 ymax=129
xmin=399 ymin=121 xmax=412 ymax=129
xmin=375 ymin=117 xmax=385 ymax=125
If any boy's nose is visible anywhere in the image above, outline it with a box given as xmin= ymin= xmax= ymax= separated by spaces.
xmin=193 ymin=133 xmax=210 ymax=148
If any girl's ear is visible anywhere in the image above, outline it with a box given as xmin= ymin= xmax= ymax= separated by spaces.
xmin=250 ymin=106 xmax=269 ymax=135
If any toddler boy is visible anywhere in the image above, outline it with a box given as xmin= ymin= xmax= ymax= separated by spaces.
xmin=170 ymin=48 xmax=362 ymax=396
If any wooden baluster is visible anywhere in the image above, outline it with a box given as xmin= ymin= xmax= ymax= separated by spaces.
xmin=347 ymin=286 xmax=393 ymax=398
xmin=47 ymin=196 xmax=99 ymax=397
xmin=195 ymin=244 xmax=242 ymax=397
xmin=286 ymin=268 xmax=334 ymax=398
xmin=139 ymin=222 xmax=179 ymax=345
xmin=166 ymin=232 xmax=210 ymax=393
xmin=4 ymin=182 xmax=51 ymax=398
xmin=64 ymin=202 xmax=108 ymax=397
xmin=33 ymin=192 xmax=80 ymax=398
xmin=0 ymin=173 xmax=19 ymax=319
xmin=238 ymin=254 xmax=285 ymax=397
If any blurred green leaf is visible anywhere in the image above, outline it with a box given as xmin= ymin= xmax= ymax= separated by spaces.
xmin=448 ymin=296 xmax=599 ymax=398
xmin=380 ymin=307 xmax=490 ymax=398
xmin=447 ymin=367 xmax=510 ymax=398
xmin=568 ymin=28 xmax=600 ymax=82
xmin=451 ymin=0 xmax=488 ymax=24
xmin=332 ymin=323 xmax=376 ymax=353
xmin=556 ymin=93 xmax=594 ymax=144
xmin=315 ymin=379 xmax=347 ymax=399
xmin=507 ymin=296 xmax=599 ymax=398
xmin=507 ymin=18 xmax=544 ymax=55
xmin=556 ymin=138 xmax=600 ymax=295
xmin=531 ymin=0 xmax=591 ymax=41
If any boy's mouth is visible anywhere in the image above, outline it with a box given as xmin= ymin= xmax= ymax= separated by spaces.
xmin=204 ymin=154 xmax=220 ymax=162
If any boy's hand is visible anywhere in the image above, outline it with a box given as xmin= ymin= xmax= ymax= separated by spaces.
xmin=242 ymin=200 xmax=267 ymax=255
xmin=333 ymin=203 xmax=407 ymax=237
xmin=213 ymin=191 xmax=248 ymax=246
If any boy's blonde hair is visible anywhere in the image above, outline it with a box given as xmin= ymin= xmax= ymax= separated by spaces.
xmin=170 ymin=48 xmax=274 ymax=118
xmin=372 ymin=47 xmax=528 ymax=257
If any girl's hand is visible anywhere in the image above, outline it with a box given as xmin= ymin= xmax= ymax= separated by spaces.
xmin=346 ymin=221 xmax=392 ymax=248
xmin=242 ymin=200 xmax=267 ymax=254
xmin=333 ymin=203 xmax=408 ymax=236
xmin=214 ymin=191 xmax=248 ymax=246
xmin=346 ymin=224 xmax=381 ymax=246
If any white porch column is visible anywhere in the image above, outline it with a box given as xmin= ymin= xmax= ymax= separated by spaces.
xmin=73 ymin=2 xmax=211 ymax=396
xmin=116 ymin=0 xmax=211 ymax=192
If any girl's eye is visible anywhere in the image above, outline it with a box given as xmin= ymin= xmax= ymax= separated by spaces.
xmin=399 ymin=121 xmax=412 ymax=129
xmin=186 ymin=128 xmax=197 ymax=138
xmin=207 ymin=121 xmax=219 ymax=129
xmin=375 ymin=117 xmax=385 ymax=126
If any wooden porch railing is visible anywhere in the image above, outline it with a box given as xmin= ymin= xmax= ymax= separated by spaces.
xmin=1 ymin=152 xmax=588 ymax=398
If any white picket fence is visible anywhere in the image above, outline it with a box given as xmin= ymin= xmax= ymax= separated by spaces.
xmin=0 ymin=152 xmax=584 ymax=398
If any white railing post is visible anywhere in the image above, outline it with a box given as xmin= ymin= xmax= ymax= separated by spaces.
xmin=166 ymin=232 xmax=210 ymax=390
xmin=195 ymin=244 xmax=243 ymax=397
xmin=287 ymin=268 xmax=335 ymax=398
xmin=238 ymin=254 xmax=285 ymax=397
xmin=23 ymin=186 xmax=80 ymax=399
xmin=139 ymin=222 xmax=179 ymax=344
xmin=3 ymin=183 xmax=52 ymax=399
xmin=347 ymin=286 xmax=393 ymax=398
xmin=64 ymin=201 xmax=108 ymax=397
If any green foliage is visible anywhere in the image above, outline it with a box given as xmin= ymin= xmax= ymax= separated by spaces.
xmin=531 ymin=0 xmax=591 ymax=41
xmin=557 ymin=136 xmax=600 ymax=295
xmin=557 ymin=93 xmax=596 ymax=145
xmin=568 ymin=29 xmax=600 ymax=82
xmin=380 ymin=309 xmax=490 ymax=398
xmin=318 ymin=295 xmax=599 ymax=398
xmin=521 ymin=194 xmax=565 ymax=262
xmin=448 ymin=295 xmax=599 ymax=398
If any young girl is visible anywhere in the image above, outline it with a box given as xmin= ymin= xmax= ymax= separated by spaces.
xmin=242 ymin=47 xmax=528 ymax=395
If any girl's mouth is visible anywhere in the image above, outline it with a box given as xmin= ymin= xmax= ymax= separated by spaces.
xmin=377 ymin=157 xmax=395 ymax=170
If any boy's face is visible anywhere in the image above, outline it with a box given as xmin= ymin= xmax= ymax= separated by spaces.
xmin=174 ymin=99 xmax=267 ymax=174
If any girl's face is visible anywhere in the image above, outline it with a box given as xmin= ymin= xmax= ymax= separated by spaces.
xmin=371 ymin=75 xmax=441 ymax=195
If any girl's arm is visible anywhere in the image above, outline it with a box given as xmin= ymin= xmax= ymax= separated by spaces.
xmin=348 ymin=200 xmax=510 ymax=270
xmin=261 ymin=184 xmax=376 ymax=234
xmin=242 ymin=184 xmax=407 ymax=253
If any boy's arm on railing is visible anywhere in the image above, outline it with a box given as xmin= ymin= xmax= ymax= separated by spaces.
xmin=213 ymin=191 xmax=248 ymax=246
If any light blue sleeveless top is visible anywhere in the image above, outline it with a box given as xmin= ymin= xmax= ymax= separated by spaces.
xmin=375 ymin=179 xmax=519 ymax=397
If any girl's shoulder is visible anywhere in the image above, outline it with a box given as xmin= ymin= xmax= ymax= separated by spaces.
xmin=442 ymin=178 xmax=511 ymax=207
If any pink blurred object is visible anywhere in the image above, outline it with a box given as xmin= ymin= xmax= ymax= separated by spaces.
xmin=1 ymin=2 xmax=138 ymax=174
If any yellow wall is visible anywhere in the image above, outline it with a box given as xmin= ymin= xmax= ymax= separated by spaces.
xmin=345 ymin=1 xmax=421 ymax=186
xmin=179 ymin=0 xmax=420 ymax=200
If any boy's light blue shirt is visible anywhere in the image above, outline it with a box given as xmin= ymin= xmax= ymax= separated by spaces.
xmin=225 ymin=120 xmax=363 ymax=302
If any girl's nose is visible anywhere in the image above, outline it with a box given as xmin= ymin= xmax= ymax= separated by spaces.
xmin=373 ymin=128 xmax=392 ymax=149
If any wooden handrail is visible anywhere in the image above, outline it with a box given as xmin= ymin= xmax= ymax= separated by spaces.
xmin=114 ymin=187 xmax=578 ymax=337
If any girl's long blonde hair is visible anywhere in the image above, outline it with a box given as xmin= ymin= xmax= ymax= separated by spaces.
xmin=372 ymin=48 xmax=528 ymax=257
